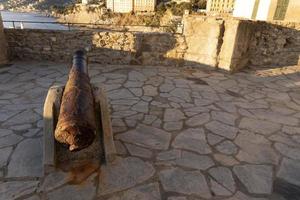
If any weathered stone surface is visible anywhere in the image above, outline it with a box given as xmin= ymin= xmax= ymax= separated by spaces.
xmin=164 ymin=108 xmax=185 ymax=122
xmin=107 ymin=182 xmax=161 ymax=200
xmin=209 ymin=167 xmax=236 ymax=192
xmin=239 ymin=117 xmax=281 ymax=135
xmin=163 ymin=121 xmax=183 ymax=131
xmin=131 ymin=101 xmax=149 ymax=113
xmin=159 ymin=168 xmax=211 ymax=198
xmin=0 ymin=146 xmax=13 ymax=167
xmin=185 ymin=113 xmax=210 ymax=127
xmin=125 ymin=143 xmax=153 ymax=158
xmin=117 ymin=124 xmax=171 ymax=150
xmin=207 ymin=133 xmax=224 ymax=145
xmin=0 ymin=181 xmax=39 ymax=200
xmin=210 ymin=178 xmax=232 ymax=196
xmin=170 ymin=88 xmax=191 ymax=102
xmin=205 ymin=121 xmax=238 ymax=139
xmin=213 ymin=154 xmax=239 ymax=166
xmin=0 ymin=110 xmax=19 ymax=122
xmin=2 ymin=110 xmax=40 ymax=126
xmin=40 ymin=170 xmax=72 ymax=192
xmin=128 ymin=71 xmax=147 ymax=82
xmin=212 ymin=111 xmax=237 ymax=125
xmin=7 ymin=138 xmax=43 ymax=177
xmin=234 ymin=131 xmax=279 ymax=164
xmin=47 ymin=174 xmax=96 ymax=200
xmin=0 ymin=129 xmax=13 ymax=137
xmin=277 ymin=158 xmax=300 ymax=187
xmin=143 ymin=85 xmax=158 ymax=96
xmin=274 ymin=143 xmax=300 ymax=160
xmin=233 ymin=165 xmax=273 ymax=194
xmin=98 ymin=157 xmax=155 ymax=195
xmin=216 ymin=140 xmax=238 ymax=155
xmin=172 ymin=128 xmax=212 ymax=154
xmin=157 ymin=149 xmax=181 ymax=161
xmin=109 ymin=89 xmax=135 ymax=100
xmin=174 ymin=151 xmax=215 ymax=170
xmin=225 ymin=191 xmax=268 ymax=200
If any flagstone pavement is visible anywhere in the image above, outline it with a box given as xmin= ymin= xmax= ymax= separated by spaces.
xmin=1 ymin=61 xmax=300 ymax=200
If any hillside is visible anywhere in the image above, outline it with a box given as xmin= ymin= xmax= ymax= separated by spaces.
xmin=0 ymin=0 xmax=75 ymax=12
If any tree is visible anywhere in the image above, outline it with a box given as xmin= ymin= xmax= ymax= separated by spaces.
xmin=191 ymin=0 xmax=207 ymax=9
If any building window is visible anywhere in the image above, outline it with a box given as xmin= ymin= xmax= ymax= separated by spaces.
xmin=273 ymin=0 xmax=290 ymax=20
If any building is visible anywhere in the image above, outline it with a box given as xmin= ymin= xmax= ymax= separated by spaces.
xmin=233 ymin=0 xmax=300 ymax=22
xmin=106 ymin=0 xmax=156 ymax=13
xmin=206 ymin=0 xmax=235 ymax=13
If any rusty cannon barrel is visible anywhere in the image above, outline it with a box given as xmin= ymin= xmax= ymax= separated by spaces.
xmin=55 ymin=50 xmax=96 ymax=151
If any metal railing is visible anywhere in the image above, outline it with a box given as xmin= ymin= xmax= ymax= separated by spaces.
xmin=2 ymin=20 xmax=183 ymax=33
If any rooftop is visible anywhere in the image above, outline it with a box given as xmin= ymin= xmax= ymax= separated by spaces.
xmin=1 ymin=61 xmax=300 ymax=199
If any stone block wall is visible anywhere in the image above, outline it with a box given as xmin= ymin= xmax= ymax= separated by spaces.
xmin=5 ymin=29 xmax=186 ymax=66
xmin=248 ymin=21 xmax=300 ymax=67
xmin=183 ymin=16 xmax=224 ymax=67
xmin=0 ymin=14 xmax=8 ymax=65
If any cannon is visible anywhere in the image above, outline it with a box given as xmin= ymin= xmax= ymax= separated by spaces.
xmin=55 ymin=50 xmax=96 ymax=151
xmin=43 ymin=50 xmax=116 ymax=174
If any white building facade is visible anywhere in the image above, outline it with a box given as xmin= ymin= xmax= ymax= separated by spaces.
xmin=106 ymin=0 xmax=156 ymax=13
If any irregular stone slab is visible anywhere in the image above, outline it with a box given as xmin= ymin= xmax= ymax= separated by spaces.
xmin=254 ymin=110 xmax=298 ymax=126
xmin=3 ymin=110 xmax=41 ymax=126
xmin=170 ymin=88 xmax=191 ymax=102
xmin=225 ymin=191 xmax=268 ymax=200
xmin=0 ymin=110 xmax=19 ymax=122
xmin=205 ymin=121 xmax=238 ymax=139
xmin=160 ymin=84 xmax=175 ymax=93
xmin=212 ymin=111 xmax=237 ymax=125
xmin=129 ymin=88 xmax=143 ymax=97
xmin=210 ymin=178 xmax=232 ymax=196
xmin=7 ymin=138 xmax=43 ymax=177
xmin=239 ymin=118 xmax=281 ymax=135
xmin=207 ymin=133 xmax=224 ymax=145
xmin=233 ymin=165 xmax=273 ymax=194
xmin=0 ymin=134 xmax=23 ymax=149
xmin=131 ymin=101 xmax=149 ymax=113
xmin=172 ymin=128 xmax=212 ymax=154
xmin=108 ymin=89 xmax=135 ymax=100
xmin=274 ymin=143 xmax=300 ymax=160
xmin=234 ymin=131 xmax=279 ymax=165
xmin=47 ymin=173 xmax=96 ymax=200
xmin=117 ymin=124 xmax=171 ymax=150
xmin=159 ymin=167 xmax=211 ymax=198
xmin=143 ymin=85 xmax=158 ymax=96
xmin=0 ymin=181 xmax=39 ymax=200
xmin=164 ymin=108 xmax=185 ymax=122
xmin=0 ymin=129 xmax=13 ymax=137
xmin=157 ymin=149 xmax=181 ymax=161
xmin=213 ymin=154 xmax=239 ymax=166
xmin=98 ymin=157 xmax=155 ymax=195
xmin=216 ymin=140 xmax=238 ymax=155
xmin=128 ymin=71 xmax=147 ymax=82
xmin=185 ymin=113 xmax=210 ymax=127
xmin=167 ymin=197 xmax=187 ymax=200
xmin=0 ymin=146 xmax=13 ymax=167
xmin=40 ymin=170 xmax=72 ymax=192
xmin=209 ymin=167 xmax=236 ymax=192
xmin=277 ymin=158 xmax=300 ymax=187
xmin=163 ymin=121 xmax=183 ymax=131
xmin=107 ymin=182 xmax=161 ymax=200
xmin=125 ymin=143 xmax=153 ymax=158
xmin=174 ymin=151 xmax=215 ymax=170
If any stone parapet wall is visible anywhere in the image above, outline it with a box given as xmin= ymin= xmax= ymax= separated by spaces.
xmin=248 ymin=21 xmax=300 ymax=67
xmin=4 ymin=17 xmax=300 ymax=71
xmin=5 ymin=29 xmax=186 ymax=66
xmin=0 ymin=14 xmax=8 ymax=65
